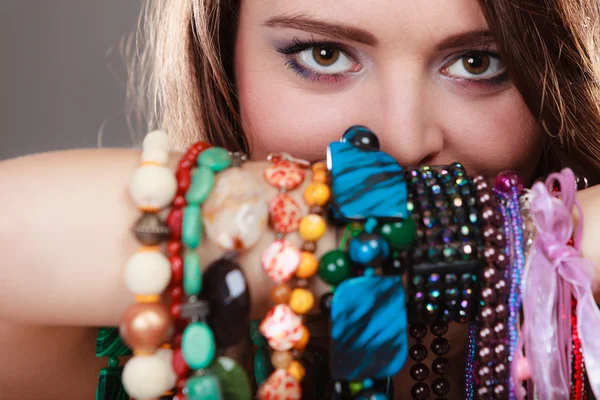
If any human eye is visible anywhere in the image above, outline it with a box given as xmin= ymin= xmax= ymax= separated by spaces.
xmin=277 ymin=38 xmax=362 ymax=83
xmin=441 ymin=50 xmax=508 ymax=86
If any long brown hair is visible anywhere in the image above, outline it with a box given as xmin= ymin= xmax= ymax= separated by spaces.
xmin=126 ymin=0 xmax=600 ymax=183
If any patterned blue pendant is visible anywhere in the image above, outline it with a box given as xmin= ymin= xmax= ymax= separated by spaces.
xmin=330 ymin=276 xmax=408 ymax=380
xmin=327 ymin=126 xmax=408 ymax=222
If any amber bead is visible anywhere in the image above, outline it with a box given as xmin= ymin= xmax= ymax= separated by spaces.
xmin=312 ymin=162 xmax=327 ymax=174
xmin=289 ymin=288 xmax=314 ymax=315
xmin=293 ymin=325 xmax=310 ymax=351
xmin=288 ymin=361 xmax=306 ymax=382
xmin=313 ymin=171 xmax=328 ymax=184
xmin=296 ymin=252 xmax=319 ymax=279
xmin=271 ymin=350 xmax=294 ymax=369
xmin=304 ymin=182 xmax=331 ymax=206
xmin=119 ymin=303 xmax=171 ymax=352
xmin=271 ymin=283 xmax=292 ymax=304
xmin=299 ymin=214 xmax=327 ymax=241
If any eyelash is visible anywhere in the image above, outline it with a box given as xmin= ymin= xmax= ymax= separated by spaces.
xmin=277 ymin=38 xmax=509 ymax=88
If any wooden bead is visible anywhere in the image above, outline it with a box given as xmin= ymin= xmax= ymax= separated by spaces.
xmin=287 ymin=361 xmax=306 ymax=382
xmin=124 ymin=250 xmax=172 ymax=295
xmin=298 ymin=214 xmax=326 ymax=241
xmin=271 ymin=283 xmax=292 ymax=304
xmin=296 ymin=252 xmax=319 ymax=278
xmin=271 ymin=351 xmax=294 ymax=369
xmin=119 ymin=303 xmax=172 ymax=352
xmin=289 ymin=288 xmax=314 ymax=315
xmin=122 ymin=354 xmax=173 ymax=398
xmin=304 ymin=182 xmax=331 ymax=206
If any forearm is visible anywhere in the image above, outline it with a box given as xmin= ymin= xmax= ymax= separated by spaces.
xmin=0 ymin=149 xmax=331 ymax=326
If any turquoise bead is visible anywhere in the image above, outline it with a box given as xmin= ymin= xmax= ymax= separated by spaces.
xmin=186 ymin=166 xmax=215 ymax=205
xmin=183 ymin=205 xmax=203 ymax=249
xmin=184 ymin=250 xmax=202 ymax=296
xmin=185 ymin=374 xmax=223 ymax=400
xmin=253 ymin=347 xmax=273 ymax=386
xmin=198 ymin=147 xmax=232 ymax=172
xmin=182 ymin=322 xmax=216 ymax=369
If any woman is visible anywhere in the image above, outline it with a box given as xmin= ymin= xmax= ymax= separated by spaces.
xmin=0 ymin=0 xmax=599 ymax=398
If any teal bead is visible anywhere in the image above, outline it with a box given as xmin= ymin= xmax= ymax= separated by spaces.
xmin=249 ymin=319 xmax=267 ymax=347
xmin=107 ymin=357 xmax=119 ymax=368
xmin=183 ymin=204 xmax=203 ymax=249
xmin=184 ymin=250 xmax=202 ymax=296
xmin=198 ymin=147 xmax=232 ymax=172
xmin=186 ymin=166 xmax=215 ymax=205
xmin=182 ymin=322 xmax=216 ymax=369
xmin=319 ymin=249 xmax=352 ymax=285
xmin=185 ymin=374 xmax=223 ymax=400
xmin=377 ymin=218 xmax=416 ymax=250
xmin=208 ymin=357 xmax=252 ymax=400
xmin=253 ymin=347 xmax=273 ymax=386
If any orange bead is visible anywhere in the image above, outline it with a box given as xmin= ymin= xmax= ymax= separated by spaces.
xmin=312 ymin=162 xmax=327 ymax=174
xmin=271 ymin=283 xmax=292 ymax=304
xmin=296 ymin=252 xmax=319 ymax=278
xmin=313 ymin=170 xmax=328 ymax=184
xmin=271 ymin=350 xmax=294 ymax=369
xmin=293 ymin=325 xmax=310 ymax=352
xmin=304 ymin=182 xmax=331 ymax=207
xmin=287 ymin=360 xmax=306 ymax=382
xmin=298 ymin=214 xmax=326 ymax=241
xmin=289 ymin=288 xmax=314 ymax=315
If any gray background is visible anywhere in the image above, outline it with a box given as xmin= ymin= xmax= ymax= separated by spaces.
xmin=0 ymin=1 xmax=142 ymax=160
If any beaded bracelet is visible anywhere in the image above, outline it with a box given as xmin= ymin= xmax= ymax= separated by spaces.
xmin=95 ymin=327 xmax=132 ymax=400
xmin=121 ymin=130 xmax=177 ymax=399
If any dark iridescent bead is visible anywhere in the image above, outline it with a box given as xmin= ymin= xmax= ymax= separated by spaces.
xmin=430 ymin=321 xmax=448 ymax=336
xmin=482 ymin=267 xmax=499 ymax=284
xmin=428 ymin=288 xmax=441 ymax=302
xmin=445 ymin=274 xmax=458 ymax=286
xmin=480 ymin=306 xmax=495 ymax=324
xmin=432 ymin=357 xmax=450 ymax=375
xmin=462 ymin=287 xmax=473 ymax=300
xmin=479 ymin=327 xmax=493 ymax=344
xmin=412 ymin=246 xmax=425 ymax=263
xmin=494 ymin=343 xmax=508 ymax=359
xmin=495 ymin=252 xmax=508 ymax=269
xmin=483 ymin=247 xmax=498 ymax=264
xmin=480 ymin=287 xmax=496 ymax=303
xmin=460 ymin=273 xmax=474 ymax=285
xmin=495 ymin=304 xmax=507 ymax=319
xmin=425 ymin=303 xmax=439 ymax=320
xmin=494 ymin=362 xmax=507 ymax=379
xmin=409 ymin=323 xmax=428 ymax=339
xmin=476 ymin=386 xmax=493 ymax=400
xmin=493 ymin=384 xmax=507 ymax=400
xmin=432 ymin=378 xmax=450 ymax=396
xmin=410 ymin=363 xmax=429 ymax=381
xmin=441 ymin=306 xmax=457 ymax=322
xmin=477 ymin=365 xmax=492 ymax=381
xmin=431 ymin=337 xmax=450 ymax=355
xmin=320 ymin=292 xmax=334 ymax=315
xmin=460 ymin=243 xmax=475 ymax=259
xmin=442 ymin=246 xmax=457 ymax=261
xmin=409 ymin=344 xmax=428 ymax=362
xmin=411 ymin=382 xmax=430 ymax=400
xmin=427 ymin=246 xmax=442 ymax=261
xmin=444 ymin=287 xmax=459 ymax=300
xmin=478 ymin=346 xmax=492 ymax=363
xmin=494 ymin=322 xmax=507 ymax=339
xmin=495 ymin=279 xmax=508 ymax=295
xmin=441 ymin=228 xmax=454 ymax=243
xmin=414 ymin=291 xmax=426 ymax=304
xmin=381 ymin=255 xmax=406 ymax=276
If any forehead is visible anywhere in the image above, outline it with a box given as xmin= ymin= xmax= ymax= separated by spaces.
xmin=243 ymin=0 xmax=489 ymax=47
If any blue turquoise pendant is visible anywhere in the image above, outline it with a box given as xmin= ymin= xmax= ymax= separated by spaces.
xmin=330 ymin=275 xmax=409 ymax=380
xmin=327 ymin=126 xmax=408 ymax=222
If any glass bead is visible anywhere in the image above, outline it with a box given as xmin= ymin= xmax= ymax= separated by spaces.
xmin=432 ymin=377 xmax=450 ymax=396
xmin=410 ymin=363 xmax=429 ymax=381
xmin=430 ymin=321 xmax=448 ymax=336
xmin=319 ymin=250 xmax=352 ymax=285
xmin=289 ymin=288 xmax=314 ymax=315
xmin=432 ymin=357 xmax=450 ymax=375
xmin=304 ymin=182 xmax=331 ymax=206
xmin=287 ymin=360 xmax=306 ymax=382
xmin=381 ymin=253 xmax=406 ymax=276
xmin=296 ymin=252 xmax=319 ymax=278
xmin=377 ymin=219 xmax=416 ymax=250
xmin=409 ymin=323 xmax=427 ymax=339
xmin=410 ymin=382 xmax=430 ymax=400
xmin=431 ymin=337 xmax=450 ymax=355
xmin=409 ymin=344 xmax=428 ymax=362
xmin=299 ymin=214 xmax=327 ymax=242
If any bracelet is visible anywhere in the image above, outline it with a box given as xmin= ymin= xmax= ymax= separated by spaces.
xmin=121 ymin=130 xmax=177 ymax=399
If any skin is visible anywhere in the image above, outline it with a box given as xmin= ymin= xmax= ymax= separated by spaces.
xmin=235 ymin=0 xmax=541 ymax=184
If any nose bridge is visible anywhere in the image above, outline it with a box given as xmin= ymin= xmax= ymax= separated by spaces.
xmin=373 ymin=64 xmax=441 ymax=166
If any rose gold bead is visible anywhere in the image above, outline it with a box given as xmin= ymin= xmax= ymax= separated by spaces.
xmin=119 ymin=303 xmax=172 ymax=352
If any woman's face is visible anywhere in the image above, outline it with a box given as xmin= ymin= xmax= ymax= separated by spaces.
xmin=234 ymin=0 xmax=542 ymax=182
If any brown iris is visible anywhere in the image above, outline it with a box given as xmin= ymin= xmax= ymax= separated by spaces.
xmin=312 ymin=46 xmax=340 ymax=67
xmin=462 ymin=52 xmax=491 ymax=75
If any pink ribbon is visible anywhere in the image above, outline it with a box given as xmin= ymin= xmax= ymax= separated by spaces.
xmin=514 ymin=168 xmax=600 ymax=399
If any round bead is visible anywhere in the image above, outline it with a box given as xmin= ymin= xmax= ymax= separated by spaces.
xmin=124 ymin=250 xmax=172 ymax=295
xmin=301 ymin=241 xmax=317 ymax=253
xmin=430 ymin=321 xmax=448 ymax=336
xmin=494 ymin=342 xmax=508 ymax=359
xmin=318 ymin=250 xmax=352 ymax=285
xmin=304 ymin=182 xmax=331 ymax=206
xmin=293 ymin=325 xmax=310 ymax=351
xmin=478 ymin=346 xmax=492 ymax=363
xmin=476 ymin=386 xmax=492 ymax=399
xmin=494 ymin=171 xmax=523 ymax=193
xmin=494 ymin=362 xmax=507 ymax=379
xmin=271 ymin=351 xmax=293 ymax=369
xmin=482 ymin=267 xmax=499 ymax=284
xmin=495 ymin=279 xmax=508 ymax=295
xmin=410 ymin=363 xmax=430 ymax=381
xmin=312 ymin=162 xmax=327 ymax=174
xmin=409 ymin=344 xmax=428 ymax=362
xmin=348 ymin=233 xmax=390 ymax=266
xmin=410 ymin=382 xmax=430 ymax=400
xmin=122 ymin=354 xmax=173 ymax=398
xmin=409 ymin=323 xmax=428 ymax=339
xmin=299 ymin=214 xmax=327 ymax=241
xmin=270 ymin=283 xmax=292 ymax=304
xmin=287 ymin=361 xmax=306 ymax=382
xmin=142 ymin=130 xmax=170 ymax=165
xmin=377 ymin=219 xmax=416 ymax=250
xmin=181 ymin=322 xmax=216 ymax=369
xmin=432 ymin=357 xmax=450 ymax=375
xmin=129 ymin=165 xmax=177 ymax=211
xmin=479 ymin=327 xmax=493 ymax=344
xmin=171 ymin=348 xmax=191 ymax=378
xmin=480 ymin=306 xmax=496 ymax=324
xmin=289 ymin=288 xmax=315 ymax=315
xmin=134 ymin=213 xmax=170 ymax=245
xmin=494 ymin=322 xmax=507 ymax=339
xmin=480 ymin=287 xmax=496 ymax=303
xmin=477 ymin=365 xmax=492 ymax=381
xmin=493 ymin=383 xmax=507 ymax=399
xmin=431 ymin=337 xmax=450 ymax=355
xmin=119 ymin=303 xmax=171 ymax=352
xmin=432 ymin=378 xmax=450 ymax=396
xmin=296 ymin=252 xmax=319 ymax=278
xmin=313 ymin=170 xmax=328 ymax=184
xmin=257 ymin=370 xmax=302 ymax=400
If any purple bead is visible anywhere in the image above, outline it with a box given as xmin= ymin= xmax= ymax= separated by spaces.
xmin=494 ymin=171 xmax=523 ymax=193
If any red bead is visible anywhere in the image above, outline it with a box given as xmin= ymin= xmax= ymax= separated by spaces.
xmin=178 ymin=157 xmax=194 ymax=170
xmin=167 ymin=240 xmax=182 ymax=256
xmin=167 ymin=209 xmax=184 ymax=239
xmin=176 ymin=169 xmax=192 ymax=195
xmin=172 ymin=393 xmax=186 ymax=400
xmin=172 ymin=348 xmax=191 ymax=378
xmin=172 ymin=195 xmax=186 ymax=209
xmin=170 ymin=286 xmax=183 ymax=302
xmin=192 ymin=142 xmax=211 ymax=152
xmin=170 ymin=302 xmax=182 ymax=319
xmin=176 ymin=378 xmax=187 ymax=391
xmin=173 ymin=333 xmax=183 ymax=348
xmin=170 ymin=255 xmax=184 ymax=285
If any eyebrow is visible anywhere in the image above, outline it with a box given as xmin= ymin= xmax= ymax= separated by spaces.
xmin=436 ymin=30 xmax=496 ymax=50
xmin=264 ymin=14 xmax=379 ymax=46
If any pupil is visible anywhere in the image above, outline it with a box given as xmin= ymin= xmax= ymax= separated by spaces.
xmin=319 ymin=48 xmax=334 ymax=59
xmin=313 ymin=46 xmax=340 ymax=66
xmin=463 ymin=53 xmax=489 ymax=75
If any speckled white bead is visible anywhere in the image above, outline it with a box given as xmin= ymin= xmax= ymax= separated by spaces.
xmin=122 ymin=354 xmax=173 ymax=398
xmin=124 ymin=250 xmax=171 ymax=295
xmin=129 ymin=165 xmax=177 ymax=210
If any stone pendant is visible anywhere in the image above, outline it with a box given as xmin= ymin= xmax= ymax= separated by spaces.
xmin=202 ymin=168 xmax=268 ymax=250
